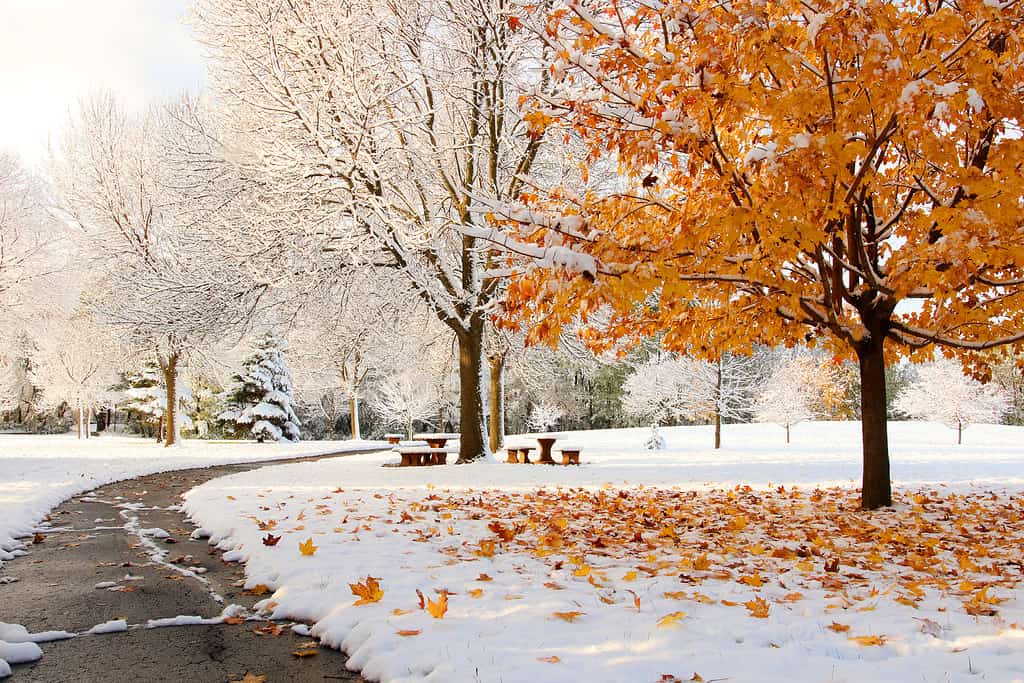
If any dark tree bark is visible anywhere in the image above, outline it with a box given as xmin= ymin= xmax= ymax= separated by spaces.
xmin=455 ymin=316 xmax=488 ymax=464
xmin=714 ymin=359 xmax=722 ymax=449
xmin=855 ymin=318 xmax=892 ymax=510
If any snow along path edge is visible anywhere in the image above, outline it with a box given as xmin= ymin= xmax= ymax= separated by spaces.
xmin=0 ymin=436 xmax=386 ymax=568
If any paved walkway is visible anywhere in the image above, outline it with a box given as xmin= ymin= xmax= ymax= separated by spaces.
xmin=2 ymin=451 xmax=382 ymax=682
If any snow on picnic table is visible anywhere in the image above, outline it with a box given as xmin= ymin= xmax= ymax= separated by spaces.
xmin=182 ymin=421 xmax=1024 ymax=683
xmin=0 ymin=434 xmax=383 ymax=567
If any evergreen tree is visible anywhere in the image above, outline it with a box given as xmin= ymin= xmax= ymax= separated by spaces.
xmin=219 ymin=334 xmax=301 ymax=442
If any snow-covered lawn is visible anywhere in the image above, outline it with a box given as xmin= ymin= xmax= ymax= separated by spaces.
xmin=0 ymin=434 xmax=382 ymax=568
xmin=183 ymin=421 xmax=1024 ymax=683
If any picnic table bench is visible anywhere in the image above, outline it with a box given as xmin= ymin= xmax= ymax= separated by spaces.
xmin=384 ymin=433 xmax=404 ymax=445
xmin=556 ymin=445 xmax=581 ymax=465
xmin=393 ymin=433 xmax=460 ymax=467
xmin=395 ymin=446 xmax=456 ymax=467
xmin=505 ymin=436 xmax=582 ymax=465
xmin=505 ymin=445 xmax=536 ymax=464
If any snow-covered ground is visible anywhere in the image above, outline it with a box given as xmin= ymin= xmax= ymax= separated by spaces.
xmin=182 ymin=421 xmax=1024 ymax=683
xmin=0 ymin=434 xmax=383 ymax=568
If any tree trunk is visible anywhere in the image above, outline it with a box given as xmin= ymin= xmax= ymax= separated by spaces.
xmin=714 ymin=360 xmax=722 ymax=449
xmin=455 ymin=319 xmax=489 ymax=463
xmin=349 ymin=395 xmax=361 ymax=440
xmin=85 ymin=406 xmax=91 ymax=439
xmin=786 ymin=423 xmax=790 ymax=444
xmin=856 ymin=328 xmax=892 ymax=509
xmin=159 ymin=352 xmax=180 ymax=447
xmin=488 ymin=353 xmax=505 ymax=453
xmin=958 ymin=421 xmax=963 ymax=445
xmin=77 ymin=402 xmax=85 ymax=439
xmin=407 ymin=415 xmax=413 ymax=440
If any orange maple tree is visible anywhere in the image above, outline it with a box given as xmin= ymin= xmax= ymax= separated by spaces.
xmin=487 ymin=0 xmax=1024 ymax=508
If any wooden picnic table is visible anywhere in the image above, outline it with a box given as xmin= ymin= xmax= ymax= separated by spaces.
xmin=413 ymin=433 xmax=460 ymax=464
xmin=503 ymin=437 xmax=581 ymax=466
xmin=414 ymin=432 xmax=460 ymax=448
xmin=535 ymin=435 xmax=559 ymax=465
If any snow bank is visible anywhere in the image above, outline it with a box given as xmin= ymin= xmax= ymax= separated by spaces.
xmin=182 ymin=421 xmax=1024 ymax=683
xmin=0 ymin=434 xmax=383 ymax=567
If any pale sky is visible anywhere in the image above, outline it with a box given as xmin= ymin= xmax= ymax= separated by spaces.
xmin=0 ymin=0 xmax=206 ymax=167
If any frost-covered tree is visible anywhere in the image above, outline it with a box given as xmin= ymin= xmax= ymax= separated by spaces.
xmin=990 ymin=355 xmax=1024 ymax=426
xmin=375 ymin=369 xmax=441 ymax=440
xmin=506 ymin=332 xmax=606 ymax=433
xmin=0 ymin=152 xmax=61 ymax=313
xmin=624 ymin=352 xmax=763 ymax=448
xmin=29 ymin=313 xmax=121 ymax=438
xmin=622 ymin=358 xmax=688 ymax=427
xmin=219 ymin=334 xmax=301 ymax=442
xmin=895 ymin=358 xmax=1010 ymax=444
xmin=753 ymin=356 xmax=821 ymax=444
xmin=527 ymin=402 xmax=563 ymax=433
xmin=289 ymin=271 xmax=427 ymax=440
xmin=373 ymin=328 xmax=458 ymax=439
xmin=191 ymin=0 xmax=563 ymax=462
xmin=53 ymin=94 xmax=259 ymax=447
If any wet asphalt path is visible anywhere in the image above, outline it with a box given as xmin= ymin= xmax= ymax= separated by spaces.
xmin=1 ymin=450 xmax=384 ymax=683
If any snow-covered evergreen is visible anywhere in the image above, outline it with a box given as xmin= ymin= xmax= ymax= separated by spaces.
xmin=644 ymin=424 xmax=666 ymax=450
xmin=219 ymin=334 xmax=301 ymax=442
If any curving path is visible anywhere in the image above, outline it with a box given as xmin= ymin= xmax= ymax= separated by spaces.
xmin=1 ymin=450 xmax=384 ymax=682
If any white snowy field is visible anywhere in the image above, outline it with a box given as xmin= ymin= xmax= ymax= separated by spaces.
xmin=0 ymin=434 xmax=383 ymax=568
xmin=181 ymin=421 xmax=1024 ymax=683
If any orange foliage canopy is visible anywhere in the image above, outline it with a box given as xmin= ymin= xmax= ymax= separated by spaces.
xmin=489 ymin=0 xmax=1024 ymax=508
xmin=499 ymin=0 xmax=1023 ymax=357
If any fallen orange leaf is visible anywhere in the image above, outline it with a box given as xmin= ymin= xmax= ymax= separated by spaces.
xmin=656 ymin=611 xmax=686 ymax=628
xmin=745 ymin=597 xmax=770 ymax=619
xmin=427 ymin=592 xmax=448 ymax=619
xmin=849 ymin=635 xmax=887 ymax=646
xmin=552 ymin=611 xmax=585 ymax=622
xmin=350 ymin=576 xmax=384 ymax=606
